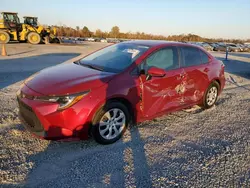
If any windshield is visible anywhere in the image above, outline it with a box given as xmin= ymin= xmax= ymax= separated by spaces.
xmin=3 ymin=14 xmax=20 ymax=23
xmin=79 ymin=43 xmax=149 ymax=73
xmin=25 ymin=17 xmax=38 ymax=26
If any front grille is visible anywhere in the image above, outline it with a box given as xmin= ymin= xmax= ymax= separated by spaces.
xmin=17 ymin=97 xmax=44 ymax=132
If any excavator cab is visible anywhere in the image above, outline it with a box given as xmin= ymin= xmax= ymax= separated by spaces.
xmin=23 ymin=16 xmax=38 ymax=27
xmin=0 ymin=12 xmax=23 ymax=43
xmin=1 ymin=12 xmax=21 ymax=30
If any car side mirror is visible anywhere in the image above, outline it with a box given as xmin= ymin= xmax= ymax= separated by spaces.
xmin=147 ymin=67 xmax=166 ymax=77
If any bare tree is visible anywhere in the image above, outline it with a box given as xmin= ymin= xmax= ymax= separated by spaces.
xmin=82 ymin=26 xmax=91 ymax=37
xmin=110 ymin=26 xmax=120 ymax=38
xmin=95 ymin=29 xmax=103 ymax=38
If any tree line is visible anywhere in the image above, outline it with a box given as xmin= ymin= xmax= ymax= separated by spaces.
xmin=55 ymin=25 xmax=248 ymax=43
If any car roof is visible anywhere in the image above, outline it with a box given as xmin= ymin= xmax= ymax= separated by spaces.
xmin=123 ymin=40 xmax=199 ymax=48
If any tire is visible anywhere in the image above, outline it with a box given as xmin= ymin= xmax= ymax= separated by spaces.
xmin=51 ymin=38 xmax=60 ymax=44
xmin=202 ymin=81 xmax=220 ymax=109
xmin=0 ymin=31 xmax=10 ymax=44
xmin=91 ymin=102 xmax=130 ymax=145
xmin=27 ymin=32 xmax=41 ymax=44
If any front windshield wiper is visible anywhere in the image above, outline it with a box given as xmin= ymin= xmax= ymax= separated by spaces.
xmin=74 ymin=61 xmax=103 ymax=71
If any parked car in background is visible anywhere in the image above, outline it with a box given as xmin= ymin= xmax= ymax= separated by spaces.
xmin=196 ymin=43 xmax=213 ymax=51
xmin=17 ymin=41 xmax=225 ymax=144
xmin=214 ymin=44 xmax=227 ymax=52
xmin=77 ymin=38 xmax=85 ymax=41
xmin=206 ymin=43 xmax=219 ymax=51
xmin=228 ymin=44 xmax=241 ymax=52
xmin=237 ymin=44 xmax=249 ymax=52
xmin=107 ymin=38 xmax=120 ymax=43
xmin=100 ymin=38 xmax=108 ymax=43
xmin=237 ymin=44 xmax=244 ymax=52
xmin=214 ymin=44 xmax=240 ymax=52
xmin=87 ymin=38 xmax=96 ymax=42
xmin=95 ymin=37 xmax=101 ymax=42
xmin=245 ymin=45 xmax=250 ymax=52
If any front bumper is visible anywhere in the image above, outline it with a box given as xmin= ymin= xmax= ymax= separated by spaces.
xmin=17 ymin=85 xmax=92 ymax=140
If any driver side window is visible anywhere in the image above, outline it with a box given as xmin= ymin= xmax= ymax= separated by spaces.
xmin=145 ymin=47 xmax=179 ymax=71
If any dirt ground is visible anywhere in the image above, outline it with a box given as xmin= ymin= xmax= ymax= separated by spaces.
xmin=0 ymin=42 xmax=250 ymax=188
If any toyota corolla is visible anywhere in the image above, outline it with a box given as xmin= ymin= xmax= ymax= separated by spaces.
xmin=17 ymin=41 xmax=225 ymax=144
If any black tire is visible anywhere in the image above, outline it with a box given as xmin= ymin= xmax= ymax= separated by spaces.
xmin=91 ymin=102 xmax=130 ymax=145
xmin=0 ymin=31 xmax=10 ymax=43
xmin=27 ymin=32 xmax=41 ymax=44
xmin=202 ymin=81 xmax=220 ymax=109
xmin=51 ymin=38 xmax=60 ymax=44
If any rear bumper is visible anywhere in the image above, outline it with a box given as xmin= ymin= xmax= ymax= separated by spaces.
xmin=219 ymin=75 xmax=226 ymax=95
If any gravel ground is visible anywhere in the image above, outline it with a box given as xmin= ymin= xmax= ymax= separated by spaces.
xmin=0 ymin=43 xmax=250 ymax=188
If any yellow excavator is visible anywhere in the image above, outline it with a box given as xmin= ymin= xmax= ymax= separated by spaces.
xmin=0 ymin=12 xmax=60 ymax=44
xmin=23 ymin=16 xmax=60 ymax=43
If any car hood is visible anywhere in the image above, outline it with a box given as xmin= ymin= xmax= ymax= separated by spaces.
xmin=25 ymin=63 xmax=116 ymax=96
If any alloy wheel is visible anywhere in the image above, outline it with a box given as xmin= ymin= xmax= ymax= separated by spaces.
xmin=98 ymin=108 xmax=126 ymax=140
xmin=206 ymin=86 xmax=218 ymax=106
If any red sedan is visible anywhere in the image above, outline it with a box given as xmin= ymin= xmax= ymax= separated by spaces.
xmin=17 ymin=41 xmax=225 ymax=144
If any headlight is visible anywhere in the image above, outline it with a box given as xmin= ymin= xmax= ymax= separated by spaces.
xmin=34 ymin=91 xmax=90 ymax=110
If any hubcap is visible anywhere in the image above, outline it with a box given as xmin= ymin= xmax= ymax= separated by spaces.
xmin=206 ymin=86 xmax=218 ymax=106
xmin=0 ymin=34 xmax=6 ymax=41
xmin=99 ymin=108 xmax=126 ymax=140
xmin=32 ymin=35 xmax=38 ymax=42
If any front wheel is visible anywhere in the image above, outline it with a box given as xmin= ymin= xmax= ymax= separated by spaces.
xmin=27 ymin=32 xmax=41 ymax=44
xmin=0 ymin=31 xmax=10 ymax=44
xmin=202 ymin=82 xmax=220 ymax=109
xmin=91 ymin=102 xmax=129 ymax=145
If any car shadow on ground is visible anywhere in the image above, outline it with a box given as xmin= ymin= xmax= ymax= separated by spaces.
xmin=216 ymin=57 xmax=250 ymax=80
xmin=0 ymin=53 xmax=80 ymax=89
xmin=2 ymin=121 xmax=249 ymax=188
xmin=1 ymin=125 xmax=154 ymax=188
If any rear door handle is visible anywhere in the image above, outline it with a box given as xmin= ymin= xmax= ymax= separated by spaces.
xmin=203 ymin=68 xmax=209 ymax=72
xmin=180 ymin=72 xmax=187 ymax=78
xmin=177 ymin=73 xmax=187 ymax=80
xmin=180 ymin=74 xmax=186 ymax=78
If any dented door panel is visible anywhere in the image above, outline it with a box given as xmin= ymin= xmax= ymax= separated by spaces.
xmin=142 ymin=69 xmax=184 ymax=118
xmin=182 ymin=65 xmax=210 ymax=104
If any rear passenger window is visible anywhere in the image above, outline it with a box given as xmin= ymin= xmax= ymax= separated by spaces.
xmin=181 ymin=47 xmax=201 ymax=67
xmin=200 ymin=50 xmax=209 ymax=64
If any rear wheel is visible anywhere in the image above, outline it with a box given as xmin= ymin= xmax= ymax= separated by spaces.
xmin=27 ymin=32 xmax=41 ymax=44
xmin=202 ymin=81 xmax=220 ymax=109
xmin=91 ymin=102 xmax=129 ymax=144
xmin=0 ymin=31 xmax=10 ymax=44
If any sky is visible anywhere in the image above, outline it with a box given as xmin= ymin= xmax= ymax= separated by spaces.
xmin=1 ymin=0 xmax=250 ymax=39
